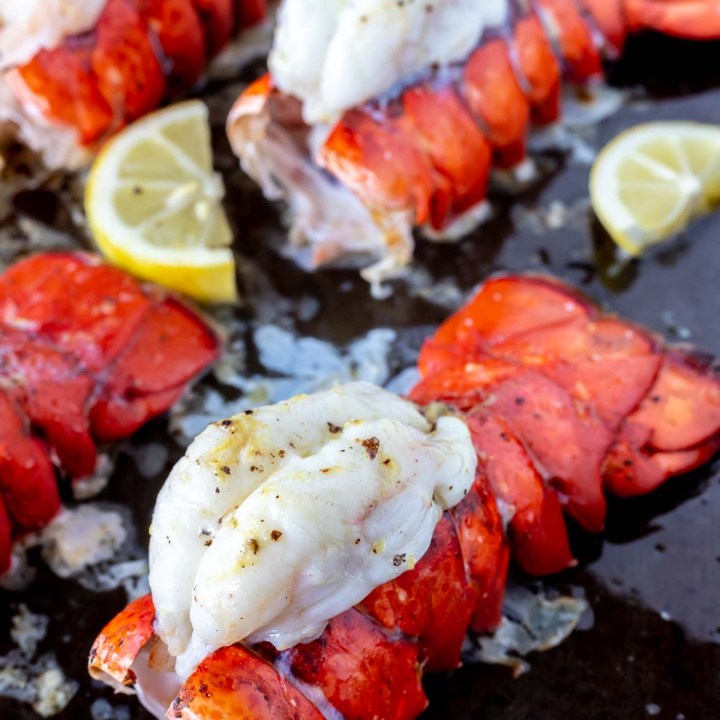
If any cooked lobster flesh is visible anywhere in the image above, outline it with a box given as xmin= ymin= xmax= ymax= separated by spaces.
xmin=229 ymin=0 xmax=720 ymax=288
xmin=0 ymin=0 xmax=267 ymax=168
xmin=0 ymin=252 xmax=219 ymax=575
xmin=89 ymin=275 xmax=720 ymax=719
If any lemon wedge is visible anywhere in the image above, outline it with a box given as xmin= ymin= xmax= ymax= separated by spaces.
xmin=85 ymin=100 xmax=236 ymax=303
xmin=590 ymin=121 xmax=720 ymax=255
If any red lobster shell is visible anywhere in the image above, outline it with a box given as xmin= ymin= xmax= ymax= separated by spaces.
xmin=89 ymin=274 xmax=720 ymax=719
xmin=0 ymin=252 xmax=219 ymax=574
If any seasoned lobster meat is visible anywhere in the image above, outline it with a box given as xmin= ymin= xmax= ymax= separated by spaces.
xmin=230 ymin=0 xmax=720 ymax=288
xmin=89 ymin=276 xmax=720 ymax=719
xmin=146 ymin=383 xmax=477 ymax=675
xmin=0 ymin=252 xmax=219 ymax=574
xmin=0 ymin=0 xmax=268 ymax=167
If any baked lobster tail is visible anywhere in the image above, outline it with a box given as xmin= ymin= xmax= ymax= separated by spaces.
xmin=412 ymin=275 xmax=720 ymax=574
xmin=0 ymin=252 xmax=219 ymax=573
xmin=228 ymin=0 xmax=720 ymax=287
xmin=89 ymin=275 xmax=720 ymax=719
xmin=0 ymin=0 xmax=267 ymax=168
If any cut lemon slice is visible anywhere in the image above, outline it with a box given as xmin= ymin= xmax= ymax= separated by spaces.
xmin=590 ymin=121 xmax=720 ymax=255
xmin=85 ymin=100 xmax=236 ymax=303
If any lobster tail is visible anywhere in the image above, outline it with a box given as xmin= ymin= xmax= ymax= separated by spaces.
xmin=0 ymin=253 xmax=219 ymax=573
xmin=230 ymin=0 xmax=720 ymax=286
xmin=1 ymin=0 xmax=267 ymax=166
xmin=412 ymin=275 xmax=720 ymax=574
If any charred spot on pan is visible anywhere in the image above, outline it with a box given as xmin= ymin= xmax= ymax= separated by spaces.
xmin=362 ymin=437 xmax=380 ymax=459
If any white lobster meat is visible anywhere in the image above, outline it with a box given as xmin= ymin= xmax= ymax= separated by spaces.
xmin=270 ymin=0 xmax=509 ymax=123
xmin=149 ymin=382 xmax=476 ymax=678
xmin=0 ymin=0 xmax=105 ymax=70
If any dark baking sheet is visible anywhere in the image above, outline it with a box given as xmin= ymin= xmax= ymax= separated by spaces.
xmin=1 ymin=33 xmax=719 ymax=720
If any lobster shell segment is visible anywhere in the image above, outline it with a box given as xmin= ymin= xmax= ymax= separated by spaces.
xmin=89 ymin=594 xmax=158 ymax=690
xmin=0 ymin=327 xmax=96 ymax=479
xmin=453 ymin=477 xmax=511 ymax=632
xmin=286 ymin=609 xmax=428 ymax=720
xmin=173 ymin=643 xmax=326 ymax=720
xmin=0 ymin=252 xmax=151 ymax=372
xmin=88 ymin=297 xmax=220 ymax=442
xmin=463 ymin=39 xmax=531 ymax=169
xmin=138 ymin=0 xmax=207 ymax=92
xmin=360 ymin=513 xmax=476 ymax=673
xmin=467 ymin=414 xmax=575 ymax=576
xmin=0 ymin=392 xmax=60 ymax=530
xmin=625 ymin=351 xmax=720 ymax=452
